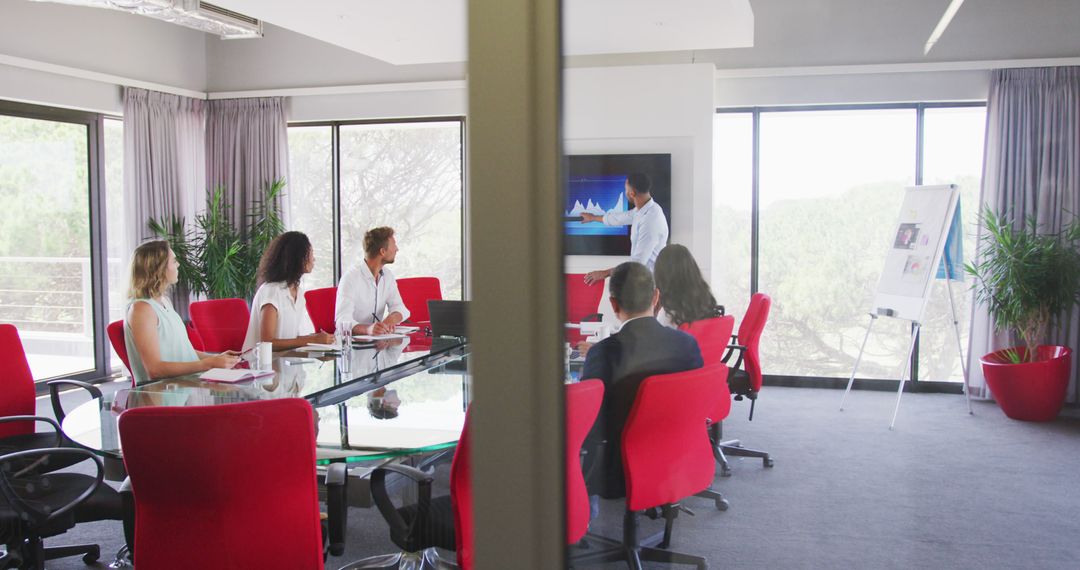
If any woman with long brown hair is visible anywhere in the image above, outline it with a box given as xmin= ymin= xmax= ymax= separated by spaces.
xmin=242 ymin=231 xmax=335 ymax=352
xmin=124 ymin=240 xmax=239 ymax=385
xmin=653 ymin=243 xmax=723 ymax=327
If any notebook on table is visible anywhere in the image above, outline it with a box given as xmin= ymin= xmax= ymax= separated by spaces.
xmin=200 ymin=368 xmax=275 ymax=383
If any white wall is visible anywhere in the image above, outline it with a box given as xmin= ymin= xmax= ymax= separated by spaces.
xmin=715 ymin=69 xmax=991 ymax=107
xmin=286 ymin=87 xmax=466 ymax=123
xmin=0 ymin=1 xmax=208 ymax=113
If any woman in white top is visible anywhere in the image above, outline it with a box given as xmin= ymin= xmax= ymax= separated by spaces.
xmin=243 ymin=231 xmax=336 ymax=352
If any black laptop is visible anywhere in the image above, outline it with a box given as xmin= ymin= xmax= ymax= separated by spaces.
xmin=428 ymin=300 xmax=469 ymax=338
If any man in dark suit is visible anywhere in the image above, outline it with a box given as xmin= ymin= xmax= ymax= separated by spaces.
xmin=581 ymin=261 xmax=703 ymax=499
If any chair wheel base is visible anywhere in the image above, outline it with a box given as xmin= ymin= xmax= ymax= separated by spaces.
xmin=338 ymin=548 xmax=459 ymax=570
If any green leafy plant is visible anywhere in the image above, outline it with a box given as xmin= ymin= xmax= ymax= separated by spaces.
xmin=965 ymin=206 xmax=1080 ymax=362
xmin=149 ymin=178 xmax=286 ymax=301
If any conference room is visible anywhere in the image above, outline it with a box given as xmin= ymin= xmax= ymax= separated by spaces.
xmin=2 ymin=1 xmax=1079 ymax=568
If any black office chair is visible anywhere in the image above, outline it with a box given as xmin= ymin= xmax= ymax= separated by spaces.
xmin=0 ymin=419 xmax=128 ymax=570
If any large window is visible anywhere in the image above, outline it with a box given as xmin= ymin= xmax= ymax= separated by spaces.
xmin=714 ymin=104 xmax=986 ymax=385
xmin=288 ymin=119 xmax=465 ymax=299
xmin=0 ymin=102 xmax=110 ymax=381
xmin=103 ymin=116 xmax=125 ymax=370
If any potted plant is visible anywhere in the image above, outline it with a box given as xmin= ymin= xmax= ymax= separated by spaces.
xmin=965 ymin=206 xmax=1080 ymax=421
xmin=149 ymin=178 xmax=286 ymax=302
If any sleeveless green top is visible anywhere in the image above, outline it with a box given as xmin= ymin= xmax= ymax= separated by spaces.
xmin=124 ymin=298 xmax=199 ymax=385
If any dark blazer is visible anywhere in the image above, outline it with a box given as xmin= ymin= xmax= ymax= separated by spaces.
xmin=580 ymin=316 xmax=703 ymax=499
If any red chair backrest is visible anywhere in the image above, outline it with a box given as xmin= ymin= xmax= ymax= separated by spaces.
xmin=119 ymin=399 xmax=324 ymax=570
xmin=397 ymin=277 xmax=442 ymax=324
xmin=622 ymin=365 xmax=724 ymax=512
xmin=107 ymin=320 xmax=132 ymax=377
xmin=679 ymin=316 xmax=735 ymax=423
xmin=450 ymin=408 xmax=474 ymax=569
xmin=189 ymin=298 xmax=250 ymax=352
xmin=566 ymin=379 xmax=604 ymax=545
xmin=186 ymin=321 xmax=205 ymax=352
xmin=565 ymin=274 xmax=604 ymax=323
xmin=0 ymin=324 xmax=37 ymax=438
xmin=304 ymin=287 xmax=337 ymax=334
xmin=737 ymin=293 xmax=771 ymax=393
xmin=451 ymin=381 xmax=604 ymax=569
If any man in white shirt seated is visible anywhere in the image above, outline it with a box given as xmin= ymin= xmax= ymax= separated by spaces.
xmin=579 ymin=173 xmax=669 ymax=284
xmin=335 ymin=226 xmax=411 ymax=335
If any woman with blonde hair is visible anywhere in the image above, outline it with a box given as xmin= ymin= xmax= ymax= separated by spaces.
xmin=124 ymin=240 xmax=239 ymax=385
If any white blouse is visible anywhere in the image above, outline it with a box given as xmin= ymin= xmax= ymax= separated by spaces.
xmin=243 ymin=281 xmax=316 ymax=352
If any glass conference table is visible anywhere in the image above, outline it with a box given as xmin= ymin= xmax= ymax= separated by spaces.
xmin=60 ymin=335 xmax=470 ymax=467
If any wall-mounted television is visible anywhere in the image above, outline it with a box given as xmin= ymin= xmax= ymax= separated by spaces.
xmin=563 ymin=153 xmax=671 ymax=256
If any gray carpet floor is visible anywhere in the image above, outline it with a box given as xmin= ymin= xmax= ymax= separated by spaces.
xmin=32 ymin=382 xmax=1080 ymax=569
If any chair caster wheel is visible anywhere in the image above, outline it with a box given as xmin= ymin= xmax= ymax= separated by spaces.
xmin=720 ymin=468 xmax=732 ymax=477
xmin=83 ymin=551 xmax=100 ymax=564
xmin=715 ymin=498 xmax=730 ymax=511
xmin=764 ymin=458 xmax=774 ymax=468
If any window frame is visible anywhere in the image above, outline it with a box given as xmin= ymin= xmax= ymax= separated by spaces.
xmin=716 ymin=101 xmax=986 ymax=393
xmin=0 ymin=99 xmax=112 ymax=386
xmin=287 ymin=116 xmax=467 ymax=291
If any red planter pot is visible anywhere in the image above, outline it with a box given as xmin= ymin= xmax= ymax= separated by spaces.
xmin=980 ymin=345 xmax=1072 ymax=422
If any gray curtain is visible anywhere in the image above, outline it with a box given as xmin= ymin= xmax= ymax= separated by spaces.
xmin=205 ymin=97 xmax=291 ymax=233
xmin=122 ymin=87 xmax=207 ymax=249
xmin=122 ymin=87 xmax=207 ymax=317
xmin=967 ymin=66 xmax=1080 ymax=403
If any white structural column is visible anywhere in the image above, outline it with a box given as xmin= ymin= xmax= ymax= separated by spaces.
xmin=468 ymin=0 xmax=566 ymax=568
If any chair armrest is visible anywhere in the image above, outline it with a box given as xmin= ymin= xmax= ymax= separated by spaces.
xmin=47 ymin=379 xmax=102 ymax=424
xmin=0 ymin=416 xmax=63 ymax=447
xmin=324 ymin=463 xmax=348 ymax=556
xmin=721 ymin=344 xmax=746 ymax=372
xmin=371 ymin=464 xmax=434 ymax=542
xmin=0 ymin=447 xmax=103 ymax=525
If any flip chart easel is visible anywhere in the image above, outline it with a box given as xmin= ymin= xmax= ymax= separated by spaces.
xmin=838 ymin=184 xmax=973 ymax=429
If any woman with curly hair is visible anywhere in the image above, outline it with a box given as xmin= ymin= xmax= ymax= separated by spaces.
xmin=242 ymin=231 xmax=336 ymax=352
xmin=653 ymin=243 xmax=723 ymax=327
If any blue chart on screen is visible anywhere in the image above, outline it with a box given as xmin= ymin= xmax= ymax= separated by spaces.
xmin=566 ymin=176 xmax=629 ymax=236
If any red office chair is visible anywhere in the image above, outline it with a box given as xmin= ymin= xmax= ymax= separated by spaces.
xmin=188 ymin=298 xmax=249 ymax=352
xmin=397 ymin=277 xmax=443 ymax=326
xmin=119 ymin=399 xmax=345 ymax=570
xmin=106 ymin=320 xmax=132 ymax=378
xmin=713 ymin=293 xmax=774 ymax=474
xmin=565 ymin=273 xmax=605 ymax=344
xmin=356 ymin=380 xmax=604 ymax=570
xmin=305 ymin=286 xmax=338 ymax=334
xmin=566 ymin=379 xmax=604 ymax=545
xmin=0 ymin=326 xmax=128 ymax=566
xmin=0 ymin=324 xmax=101 ymax=443
xmin=573 ymin=366 xmax=722 ymax=569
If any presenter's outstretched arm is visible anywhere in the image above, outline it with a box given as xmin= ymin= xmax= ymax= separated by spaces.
xmin=584 ymin=268 xmax=612 ymax=285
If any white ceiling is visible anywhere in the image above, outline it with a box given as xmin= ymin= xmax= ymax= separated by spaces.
xmin=208 ymin=0 xmax=754 ymax=65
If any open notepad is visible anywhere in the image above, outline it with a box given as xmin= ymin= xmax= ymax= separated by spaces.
xmin=200 ymin=368 xmax=275 ymax=383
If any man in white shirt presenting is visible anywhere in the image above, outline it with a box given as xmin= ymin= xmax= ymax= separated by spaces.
xmin=336 ymin=226 xmax=411 ymax=335
xmin=580 ymin=173 xmax=669 ymax=284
